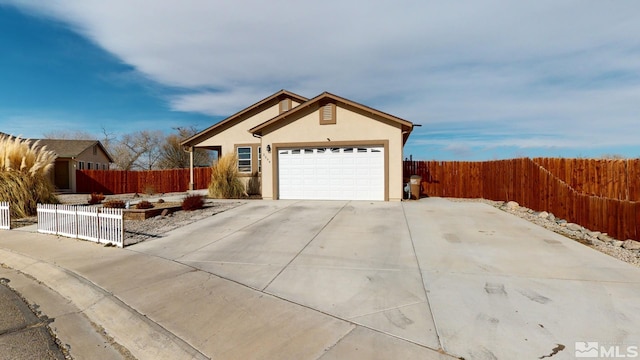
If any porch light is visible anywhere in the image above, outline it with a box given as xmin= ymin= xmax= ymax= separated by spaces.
xmin=266 ymin=145 xmax=271 ymax=153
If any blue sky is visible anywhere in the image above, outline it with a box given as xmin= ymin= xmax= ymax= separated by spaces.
xmin=1 ymin=1 xmax=639 ymax=160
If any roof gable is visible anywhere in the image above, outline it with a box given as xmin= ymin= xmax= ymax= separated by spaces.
xmin=249 ymin=92 xmax=414 ymax=142
xmin=182 ymin=89 xmax=308 ymax=147
xmin=33 ymin=139 xmax=114 ymax=162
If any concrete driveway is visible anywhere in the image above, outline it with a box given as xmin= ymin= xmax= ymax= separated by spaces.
xmin=128 ymin=198 xmax=640 ymax=359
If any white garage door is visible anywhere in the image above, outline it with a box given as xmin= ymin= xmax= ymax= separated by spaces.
xmin=278 ymin=146 xmax=384 ymax=200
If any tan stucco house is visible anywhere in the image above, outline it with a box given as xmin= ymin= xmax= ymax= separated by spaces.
xmin=182 ymin=90 xmax=414 ymax=201
xmin=34 ymin=139 xmax=113 ymax=193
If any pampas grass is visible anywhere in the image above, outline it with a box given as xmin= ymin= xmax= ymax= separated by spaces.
xmin=208 ymin=154 xmax=245 ymax=199
xmin=0 ymin=134 xmax=58 ymax=217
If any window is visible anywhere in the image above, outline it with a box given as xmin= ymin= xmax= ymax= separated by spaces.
xmin=87 ymin=162 xmax=92 ymax=170
xmin=93 ymin=145 xmax=98 ymax=155
xmin=78 ymin=161 xmax=85 ymax=170
xmin=319 ymin=103 xmax=336 ymax=125
xmin=258 ymin=147 xmax=262 ymax=173
xmin=279 ymin=98 xmax=292 ymax=114
xmin=102 ymin=164 xmax=107 ymax=170
xmin=237 ymin=147 xmax=251 ymax=173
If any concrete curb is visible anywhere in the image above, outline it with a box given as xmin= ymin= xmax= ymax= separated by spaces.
xmin=0 ymin=248 xmax=208 ymax=360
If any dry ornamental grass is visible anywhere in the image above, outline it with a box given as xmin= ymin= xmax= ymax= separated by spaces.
xmin=208 ymin=154 xmax=245 ymax=199
xmin=0 ymin=135 xmax=58 ymax=218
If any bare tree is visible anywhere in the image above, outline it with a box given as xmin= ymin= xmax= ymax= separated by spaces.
xmin=111 ymin=130 xmax=164 ymax=170
xmin=43 ymin=130 xmax=95 ymax=140
xmin=158 ymin=126 xmax=211 ymax=169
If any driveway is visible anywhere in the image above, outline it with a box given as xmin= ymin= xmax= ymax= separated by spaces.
xmin=129 ymin=197 xmax=640 ymax=359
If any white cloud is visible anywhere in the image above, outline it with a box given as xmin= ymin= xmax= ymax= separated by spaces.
xmin=3 ymin=0 xmax=640 ymax=156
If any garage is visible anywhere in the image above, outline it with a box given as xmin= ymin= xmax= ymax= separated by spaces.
xmin=278 ymin=146 xmax=385 ymax=200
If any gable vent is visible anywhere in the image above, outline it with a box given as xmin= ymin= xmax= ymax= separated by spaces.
xmin=322 ymin=104 xmax=332 ymax=120
xmin=279 ymin=99 xmax=291 ymax=114
xmin=319 ymin=103 xmax=336 ymax=124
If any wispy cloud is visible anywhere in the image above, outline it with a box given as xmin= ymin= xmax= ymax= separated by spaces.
xmin=2 ymin=0 xmax=640 ymax=158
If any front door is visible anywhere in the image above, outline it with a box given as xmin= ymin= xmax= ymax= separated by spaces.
xmin=54 ymin=160 xmax=70 ymax=190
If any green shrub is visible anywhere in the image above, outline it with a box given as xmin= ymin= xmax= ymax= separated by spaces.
xmin=208 ymin=154 xmax=245 ymax=199
xmin=0 ymin=135 xmax=58 ymax=217
xmin=182 ymin=194 xmax=204 ymax=211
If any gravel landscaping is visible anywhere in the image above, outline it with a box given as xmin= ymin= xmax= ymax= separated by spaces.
xmin=10 ymin=192 xmax=245 ymax=245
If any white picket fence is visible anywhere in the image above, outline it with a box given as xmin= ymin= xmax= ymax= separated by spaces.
xmin=37 ymin=204 xmax=124 ymax=247
xmin=0 ymin=202 xmax=9 ymax=230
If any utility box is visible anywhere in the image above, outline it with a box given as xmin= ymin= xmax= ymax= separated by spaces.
xmin=410 ymin=175 xmax=422 ymax=200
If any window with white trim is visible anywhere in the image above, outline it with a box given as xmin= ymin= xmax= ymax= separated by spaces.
xmin=78 ymin=161 xmax=85 ymax=170
xmin=237 ymin=147 xmax=251 ymax=173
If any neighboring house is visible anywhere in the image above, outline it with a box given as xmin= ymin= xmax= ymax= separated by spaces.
xmin=182 ymin=90 xmax=414 ymax=201
xmin=33 ymin=139 xmax=113 ymax=193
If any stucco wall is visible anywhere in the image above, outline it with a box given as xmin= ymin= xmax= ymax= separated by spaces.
xmin=77 ymin=146 xmax=111 ymax=170
xmin=196 ymin=101 xmax=301 ymax=155
xmin=260 ymin=105 xmax=405 ymax=201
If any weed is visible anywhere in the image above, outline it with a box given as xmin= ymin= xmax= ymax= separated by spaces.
xmin=135 ymin=200 xmax=154 ymax=209
xmin=103 ymin=200 xmax=126 ymax=209
xmin=182 ymin=194 xmax=204 ymax=211
xmin=88 ymin=192 xmax=105 ymax=205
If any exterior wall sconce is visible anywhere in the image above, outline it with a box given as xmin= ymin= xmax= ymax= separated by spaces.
xmin=266 ymin=145 xmax=271 ymax=153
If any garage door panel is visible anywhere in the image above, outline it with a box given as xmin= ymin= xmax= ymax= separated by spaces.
xmin=279 ymin=146 xmax=384 ymax=201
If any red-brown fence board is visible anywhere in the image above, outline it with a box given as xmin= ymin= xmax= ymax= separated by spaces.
xmin=77 ymin=168 xmax=212 ymax=195
xmin=533 ymin=158 xmax=640 ymax=201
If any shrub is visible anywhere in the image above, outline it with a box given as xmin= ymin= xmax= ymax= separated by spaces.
xmin=103 ymin=199 xmax=126 ymax=209
xmin=135 ymin=200 xmax=154 ymax=209
xmin=88 ymin=192 xmax=105 ymax=205
xmin=182 ymin=194 xmax=204 ymax=211
xmin=208 ymin=154 xmax=245 ymax=199
xmin=0 ymin=135 xmax=58 ymax=218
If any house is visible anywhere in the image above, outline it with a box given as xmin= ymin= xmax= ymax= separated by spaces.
xmin=33 ymin=139 xmax=113 ymax=193
xmin=182 ymin=90 xmax=414 ymax=201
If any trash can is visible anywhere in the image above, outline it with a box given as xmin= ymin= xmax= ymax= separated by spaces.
xmin=410 ymin=175 xmax=422 ymax=200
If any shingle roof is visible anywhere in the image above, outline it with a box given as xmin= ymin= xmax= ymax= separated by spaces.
xmin=33 ymin=139 xmax=114 ymax=162
xmin=249 ymin=92 xmax=415 ymax=144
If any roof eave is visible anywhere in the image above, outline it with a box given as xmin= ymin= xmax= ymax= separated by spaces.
xmin=182 ymin=89 xmax=308 ymax=147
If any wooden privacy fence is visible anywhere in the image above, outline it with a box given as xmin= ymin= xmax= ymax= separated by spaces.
xmin=404 ymin=158 xmax=640 ymax=241
xmin=37 ymin=204 xmax=124 ymax=247
xmin=0 ymin=202 xmax=9 ymax=230
xmin=76 ymin=168 xmax=212 ymax=194
xmin=533 ymin=158 xmax=640 ymax=201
